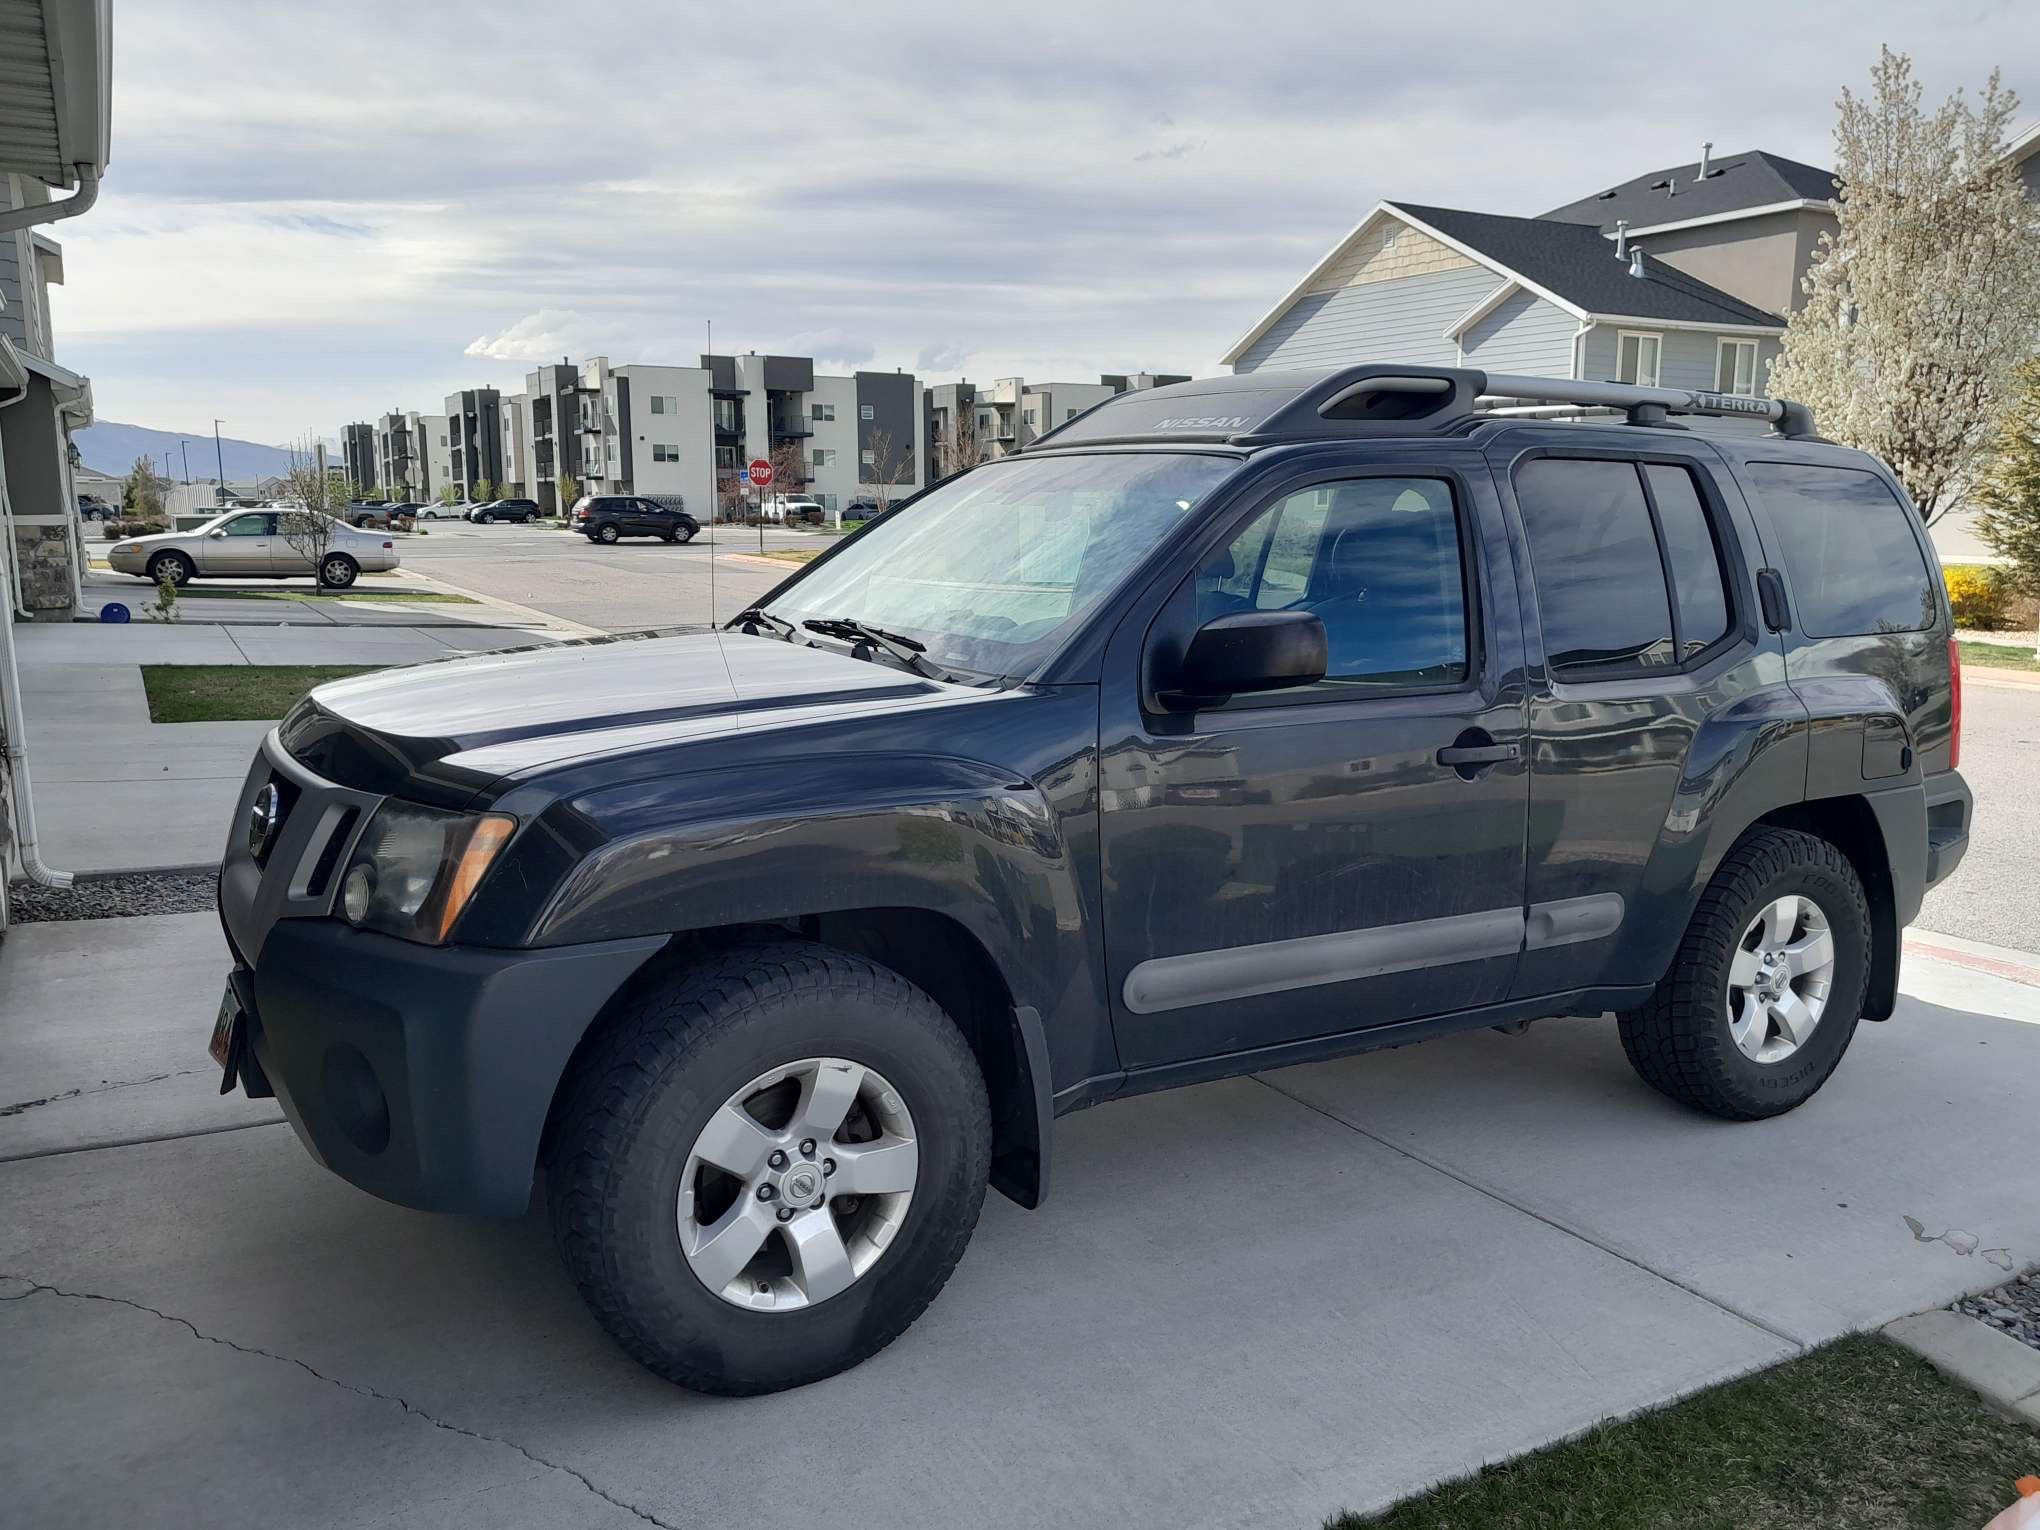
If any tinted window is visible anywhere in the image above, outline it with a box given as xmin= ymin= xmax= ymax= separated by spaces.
xmin=1197 ymin=478 xmax=1469 ymax=691
xmin=1515 ymin=459 xmax=1674 ymax=677
xmin=1748 ymin=463 xmax=1934 ymax=636
xmin=1644 ymin=464 xmax=1733 ymax=655
xmin=221 ymin=514 xmax=270 ymax=537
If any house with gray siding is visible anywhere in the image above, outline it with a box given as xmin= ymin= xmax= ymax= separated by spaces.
xmin=1224 ymin=199 xmax=1786 ymax=410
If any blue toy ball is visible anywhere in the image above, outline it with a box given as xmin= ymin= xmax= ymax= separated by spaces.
xmin=100 ymin=602 xmax=131 ymax=623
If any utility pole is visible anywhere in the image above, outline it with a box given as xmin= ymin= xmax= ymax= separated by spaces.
xmin=212 ymin=419 xmax=226 ymax=502
xmin=179 ymin=441 xmax=190 ymax=486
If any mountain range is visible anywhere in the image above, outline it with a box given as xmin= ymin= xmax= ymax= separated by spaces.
xmin=73 ymin=421 xmax=309 ymax=482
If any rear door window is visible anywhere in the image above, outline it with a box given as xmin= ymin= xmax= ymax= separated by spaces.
xmin=1746 ymin=463 xmax=1934 ymax=636
xmin=1514 ymin=457 xmax=1738 ymax=677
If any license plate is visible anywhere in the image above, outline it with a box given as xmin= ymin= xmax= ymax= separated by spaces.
xmin=209 ymin=984 xmax=241 ymax=1072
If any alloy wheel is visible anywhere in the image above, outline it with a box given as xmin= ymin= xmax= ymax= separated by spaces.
xmin=1725 ymin=894 xmax=1835 ymax=1063
xmin=677 ymin=1057 xmax=918 ymax=1312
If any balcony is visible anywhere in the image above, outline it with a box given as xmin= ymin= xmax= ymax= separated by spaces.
xmin=769 ymin=412 xmax=813 ymax=438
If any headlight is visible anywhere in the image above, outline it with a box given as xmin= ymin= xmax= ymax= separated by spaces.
xmin=113 ymin=543 xmax=138 ymax=555
xmin=337 ymin=802 xmax=515 ymax=944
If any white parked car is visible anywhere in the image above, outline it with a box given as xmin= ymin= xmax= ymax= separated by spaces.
xmin=416 ymin=501 xmax=473 ymax=521
xmin=106 ymin=509 xmax=400 ymax=588
xmin=760 ymin=494 xmax=826 ymax=524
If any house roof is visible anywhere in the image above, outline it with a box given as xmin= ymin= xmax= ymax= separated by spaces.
xmin=0 ymin=0 xmax=112 ymax=187
xmin=1543 ymin=150 xmax=1837 ymax=233
xmin=1387 ymin=203 xmax=1784 ymax=328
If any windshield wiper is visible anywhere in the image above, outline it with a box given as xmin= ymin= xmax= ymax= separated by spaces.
xmin=730 ymin=606 xmax=798 ymax=641
xmin=801 ymin=617 xmax=946 ymax=679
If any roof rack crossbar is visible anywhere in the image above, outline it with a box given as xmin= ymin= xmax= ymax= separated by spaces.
xmin=1475 ymin=371 xmax=1817 ymax=437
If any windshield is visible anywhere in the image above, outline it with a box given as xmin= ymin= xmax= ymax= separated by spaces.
xmin=762 ymin=452 xmax=1233 ymax=677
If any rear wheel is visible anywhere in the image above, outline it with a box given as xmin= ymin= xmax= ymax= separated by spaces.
xmin=547 ymin=941 xmax=991 ymax=1394
xmin=1618 ymin=828 xmax=1869 ymax=1120
xmin=596 ymin=523 xmax=621 ymax=544
xmin=319 ymin=553 xmax=359 ymax=589
xmin=145 ymin=550 xmax=194 ymax=587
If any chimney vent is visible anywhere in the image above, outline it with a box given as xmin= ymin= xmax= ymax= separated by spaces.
xmin=1613 ymin=219 xmax=1629 ymax=259
xmin=1629 ymin=248 xmax=1646 ymax=279
xmin=1694 ymin=141 xmax=1713 ymax=182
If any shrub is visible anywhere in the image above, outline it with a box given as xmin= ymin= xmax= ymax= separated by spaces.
xmin=106 ymin=517 xmax=169 ymax=539
xmin=1943 ymin=564 xmax=2013 ymax=629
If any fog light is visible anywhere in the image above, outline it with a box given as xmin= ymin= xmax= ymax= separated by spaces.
xmin=341 ymin=864 xmax=374 ymax=924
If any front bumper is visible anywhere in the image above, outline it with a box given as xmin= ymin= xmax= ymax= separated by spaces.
xmin=106 ymin=548 xmax=145 ymax=575
xmin=218 ymin=730 xmax=664 ymax=1215
xmin=227 ymin=919 xmax=663 ymax=1215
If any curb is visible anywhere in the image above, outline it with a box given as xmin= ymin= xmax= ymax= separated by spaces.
xmin=1904 ymin=933 xmax=2040 ymax=990
xmin=1885 ymin=1307 xmax=2040 ymax=1429
xmin=8 ymin=861 xmax=220 ymax=884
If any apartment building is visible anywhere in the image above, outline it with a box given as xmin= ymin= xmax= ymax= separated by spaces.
xmin=443 ymin=387 xmax=504 ymax=499
xmin=508 ymin=352 xmax=924 ymax=518
xmin=498 ymin=392 xmax=526 ymax=497
xmin=339 ymin=421 xmax=375 ymax=492
xmin=923 ymin=372 xmax=1188 ymax=479
xmin=373 ymin=409 xmax=432 ymax=499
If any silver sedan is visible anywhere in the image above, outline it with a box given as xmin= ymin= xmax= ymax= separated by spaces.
xmin=107 ymin=510 xmax=402 ymax=589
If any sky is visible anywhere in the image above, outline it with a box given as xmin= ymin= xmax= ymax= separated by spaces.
xmin=44 ymin=0 xmax=2034 ymax=445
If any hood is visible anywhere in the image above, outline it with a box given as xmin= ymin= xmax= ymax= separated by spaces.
xmin=277 ymin=630 xmax=957 ymax=797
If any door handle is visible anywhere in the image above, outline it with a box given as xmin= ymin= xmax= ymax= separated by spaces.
xmin=1437 ymin=742 xmax=1519 ymax=767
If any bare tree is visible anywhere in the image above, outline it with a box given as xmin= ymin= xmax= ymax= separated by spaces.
xmin=934 ymin=411 xmax=984 ymax=478
xmin=1770 ymin=48 xmax=2040 ymax=523
xmin=716 ymin=473 xmax=748 ymax=523
xmin=859 ymin=427 xmax=914 ymax=516
xmin=767 ymin=441 xmax=808 ymax=501
xmin=276 ymin=440 xmax=357 ymax=593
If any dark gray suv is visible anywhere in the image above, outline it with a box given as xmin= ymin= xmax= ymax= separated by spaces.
xmin=571 ymin=494 xmax=698 ymax=543
xmin=212 ymin=365 xmax=1970 ymax=1396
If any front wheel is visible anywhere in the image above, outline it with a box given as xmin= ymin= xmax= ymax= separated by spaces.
xmin=546 ymin=942 xmax=991 ymax=1395
xmin=1618 ymin=827 xmax=1869 ymax=1120
xmin=146 ymin=550 xmax=194 ymax=587
xmin=319 ymin=553 xmax=359 ymax=589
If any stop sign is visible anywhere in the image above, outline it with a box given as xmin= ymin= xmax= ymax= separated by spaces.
xmin=747 ymin=457 xmax=773 ymax=489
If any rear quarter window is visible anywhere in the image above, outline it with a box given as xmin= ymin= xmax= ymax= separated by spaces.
xmin=1748 ymin=463 xmax=1935 ymax=637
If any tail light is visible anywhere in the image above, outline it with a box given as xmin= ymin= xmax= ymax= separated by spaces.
xmin=1948 ymin=637 xmax=1962 ymax=769
xmin=382 ymin=541 xmax=393 ymax=549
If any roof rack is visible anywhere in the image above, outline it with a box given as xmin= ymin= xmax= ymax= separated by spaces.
xmin=1022 ymin=364 xmax=1818 ymax=451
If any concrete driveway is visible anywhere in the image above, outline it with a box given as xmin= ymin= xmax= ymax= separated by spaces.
xmin=3 ymin=912 xmax=2036 ymax=1529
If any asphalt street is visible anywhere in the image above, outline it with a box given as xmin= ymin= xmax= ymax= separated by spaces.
xmin=398 ymin=519 xmax=806 ymax=633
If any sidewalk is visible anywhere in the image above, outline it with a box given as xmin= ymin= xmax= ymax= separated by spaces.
xmin=0 ymin=919 xmax=2033 ymax=1529
xmin=13 ymin=621 xmax=558 ymax=873
xmin=78 ymin=567 xmax=563 ymax=631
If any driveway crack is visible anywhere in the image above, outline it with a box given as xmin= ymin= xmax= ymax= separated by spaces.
xmin=0 ymin=1275 xmax=680 ymax=1529
xmin=1 ymin=1069 xmax=205 ymax=1117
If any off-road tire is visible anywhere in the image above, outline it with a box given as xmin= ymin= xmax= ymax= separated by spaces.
xmin=146 ymin=550 xmax=194 ymax=586
xmin=1618 ymin=827 xmax=1870 ymax=1120
xmin=546 ymin=940 xmax=992 ymax=1395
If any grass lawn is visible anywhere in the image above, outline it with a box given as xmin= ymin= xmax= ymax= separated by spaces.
xmin=1959 ymin=640 xmax=2040 ymax=674
xmin=1333 ymin=1337 xmax=2039 ymax=1530
xmin=141 ymin=664 xmax=380 ymax=723
xmin=755 ymin=549 xmax=822 ymax=565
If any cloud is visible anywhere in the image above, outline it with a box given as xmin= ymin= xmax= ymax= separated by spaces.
xmin=1134 ymin=139 xmax=1204 ymax=162
xmin=773 ymin=328 xmax=877 ymax=369
xmin=464 ymin=310 xmax=620 ymax=363
xmin=917 ymin=342 xmax=971 ymax=372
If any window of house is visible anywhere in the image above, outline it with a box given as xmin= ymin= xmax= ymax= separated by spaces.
xmin=812 ymin=403 xmax=835 ymax=422
xmin=1748 ymin=462 xmax=1934 ymax=636
xmin=1193 ymin=478 xmax=1470 ymax=693
xmin=713 ymin=400 xmax=737 ymax=432
xmin=649 ymin=396 xmax=665 ymax=415
xmin=651 ymin=443 xmax=680 ymax=462
xmin=1515 ymin=457 xmax=1737 ymax=677
xmin=977 ymin=412 xmax=992 ymax=431
xmin=1066 ymin=409 xmax=1079 ymax=421
xmin=1023 ymin=407 xmax=1037 ymax=426
xmin=860 ymin=404 xmax=875 ymax=420
xmin=860 ymin=449 xmax=876 ymax=466
xmin=812 ymin=448 xmax=835 ymax=467
xmin=1616 ymin=332 xmax=1662 ymax=387
xmin=1715 ymin=339 xmax=1759 ymax=397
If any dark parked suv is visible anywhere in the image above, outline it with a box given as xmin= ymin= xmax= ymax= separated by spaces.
xmin=468 ymin=498 xmax=541 ymax=525
xmin=572 ymin=494 xmax=698 ymax=543
xmin=211 ymin=366 xmax=1971 ymax=1395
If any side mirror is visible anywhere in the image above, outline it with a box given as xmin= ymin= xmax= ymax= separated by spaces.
xmin=1167 ymin=609 xmax=1327 ymax=708
xmin=208 ymin=530 xmax=226 ymax=539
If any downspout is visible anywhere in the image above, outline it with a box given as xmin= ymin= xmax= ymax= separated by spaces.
xmin=0 ymin=165 xmax=100 ymax=235
xmin=0 ymin=381 xmax=75 ymax=889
